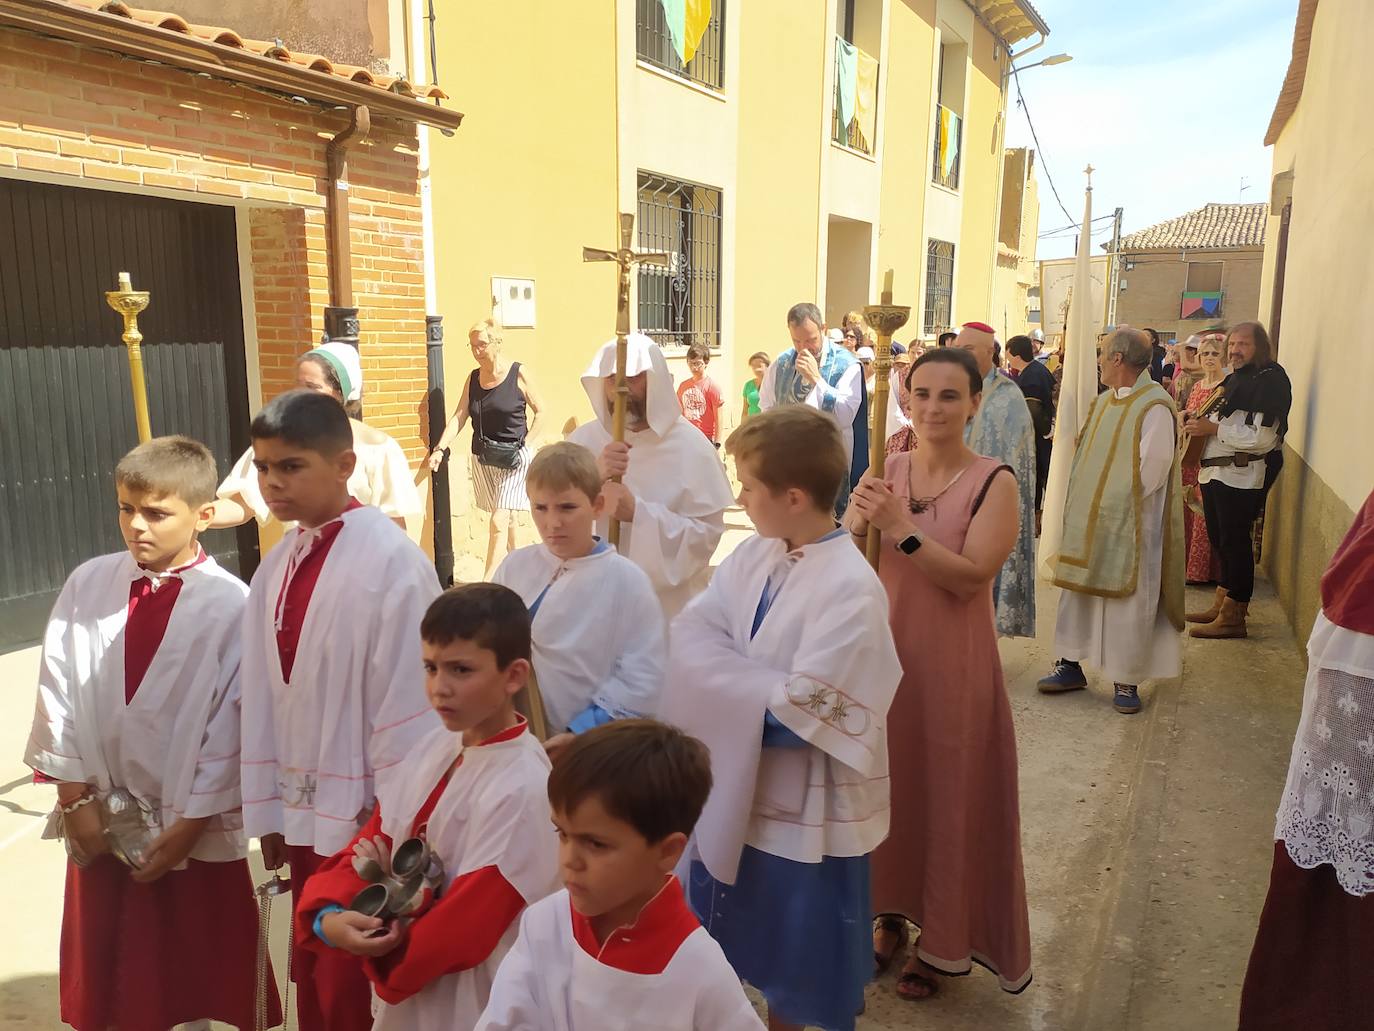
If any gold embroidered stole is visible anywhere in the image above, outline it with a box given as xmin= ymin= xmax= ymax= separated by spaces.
xmin=1054 ymin=373 xmax=1184 ymax=629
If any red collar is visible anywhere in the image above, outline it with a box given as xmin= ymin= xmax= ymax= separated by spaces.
xmin=474 ymin=715 xmax=527 ymax=747
xmin=569 ymin=876 xmax=700 ymax=975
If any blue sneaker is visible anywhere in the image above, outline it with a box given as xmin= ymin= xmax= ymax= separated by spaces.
xmin=1037 ymin=659 xmax=1087 ymax=694
xmin=1113 ymin=684 xmax=1142 ymax=714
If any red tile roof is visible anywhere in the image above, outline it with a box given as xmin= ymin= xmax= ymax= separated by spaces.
xmin=1118 ymin=203 xmax=1268 ymax=252
xmin=2 ymin=0 xmax=462 ymax=129
xmin=75 ymin=0 xmax=446 ymax=98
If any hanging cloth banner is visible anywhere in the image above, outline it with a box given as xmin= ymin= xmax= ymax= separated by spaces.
xmin=937 ymin=106 xmax=951 ymax=175
xmin=660 ymin=0 xmax=713 ymax=65
xmin=941 ymin=108 xmax=961 ymax=178
xmin=1181 ymin=291 xmax=1223 ymax=318
xmin=835 ymin=36 xmax=858 ymax=131
xmin=854 ymin=48 xmax=879 ymax=144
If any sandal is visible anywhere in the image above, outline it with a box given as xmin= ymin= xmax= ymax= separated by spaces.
xmin=896 ymin=960 xmax=940 ymax=1001
xmin=872 ymin=916 xmax=909 ymax=974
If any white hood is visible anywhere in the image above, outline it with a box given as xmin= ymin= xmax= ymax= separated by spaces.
xmin=579 ymin=333 xmax=683 ymax=439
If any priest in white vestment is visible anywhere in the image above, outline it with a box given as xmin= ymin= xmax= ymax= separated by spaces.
xmin=568 ymin=335 xmax=734 ymax=619
xmin=1037 ymin=328 xmax=1184 ymax=715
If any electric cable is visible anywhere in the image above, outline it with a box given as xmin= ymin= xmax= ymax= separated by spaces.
xmin=1013 ymin=66 xmax=1077 ymax=227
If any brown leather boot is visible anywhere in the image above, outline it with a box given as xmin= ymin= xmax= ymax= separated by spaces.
xmin=1190 ymin=597 xmax=1249 ymax=639
xmin=1186 ymin=586 xmax=1227 ymax=624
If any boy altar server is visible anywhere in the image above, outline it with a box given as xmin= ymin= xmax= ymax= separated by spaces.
xmin=476 ymin=720 xmax=763 ymax=1031
xmin=490 ymin=442 xmax=664 ymax=743
xmin=239 ymin=389 xmax=441 ymax=1031
xmin=569 ymin=334 xmax=734 ymax=619
xmin=661 ymin=406 xmax=902 ymax=1031
xmin=25 ymin=435 xmax=276 ymax=1031
xmin=295 ymin=584 xmax=561 ymax=1030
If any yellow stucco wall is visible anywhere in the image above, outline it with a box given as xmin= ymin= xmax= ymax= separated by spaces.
xmin=1256 ymin=0 xmax=1371 ymax=639
xmin=875 ymin=0 xmax=936 ymax=314
xmin=990 ymin=150 xmax=1039 ymax=340
xmin=428 ymin=2 xmax=618 ymax=448
xmin=733 ymin=1 xmax=828 ymax=376
xmin=1258 ymin=0 xmax=1374 ymax=514
xmin=955 ymin=21 xmax=1006 ymax=322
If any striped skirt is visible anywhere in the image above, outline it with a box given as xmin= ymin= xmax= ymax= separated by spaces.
xmin=470 ymin=446 xmax=532 ymax=512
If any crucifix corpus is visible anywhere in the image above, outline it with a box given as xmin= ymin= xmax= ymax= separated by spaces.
xmin=862 ymin=269 xmax=912 ymax=569
xmin=582 ymin=212 xmax=669 ymax=547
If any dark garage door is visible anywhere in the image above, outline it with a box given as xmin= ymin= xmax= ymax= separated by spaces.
xmin=0 ymin=178 xmax=258 ymax=648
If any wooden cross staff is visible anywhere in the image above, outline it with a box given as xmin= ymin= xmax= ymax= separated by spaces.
xmin=583 ymin=212 xmax=669 ymax=548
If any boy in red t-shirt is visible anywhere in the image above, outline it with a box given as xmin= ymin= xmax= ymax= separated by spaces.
xmin=676 ymin=344 xmax=724 ymax=448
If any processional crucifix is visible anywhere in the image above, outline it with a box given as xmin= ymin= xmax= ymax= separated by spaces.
xmin=583 ymin=213 xmax=669 ymax=548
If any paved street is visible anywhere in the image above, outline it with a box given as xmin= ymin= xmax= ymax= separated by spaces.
xmin=0 ymin=515 xmax=1304 ymax=1030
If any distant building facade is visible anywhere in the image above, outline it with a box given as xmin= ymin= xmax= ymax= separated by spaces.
xmin=1110 ymin=202 xmax=1267 ymax=344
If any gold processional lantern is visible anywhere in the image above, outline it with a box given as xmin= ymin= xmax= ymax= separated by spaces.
xmin=105 ymin=271 xmax=153 ymax=443
xmin=863 ymin=270 xmax=912 ymax=569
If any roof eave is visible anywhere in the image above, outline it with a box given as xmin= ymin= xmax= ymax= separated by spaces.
xmin=0 ymin=0 xmax=464 ymax=131
xmin=1265 ymin=0 xmax=1317 ymax=146
xmin=1115 ymin=244 xmax=1267 ymax=254
xmin=969 ymin=0 xmax=1049 ymax=47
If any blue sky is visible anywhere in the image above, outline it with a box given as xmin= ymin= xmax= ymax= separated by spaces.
xmin=1004 ymin=0 xmax=1298 ymax=259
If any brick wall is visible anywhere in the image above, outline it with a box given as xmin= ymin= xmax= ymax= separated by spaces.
xmin=0 ymin=26 xmax=430 ymax=459
xmin=1115 ymin=247 xmax=1265 ymax=344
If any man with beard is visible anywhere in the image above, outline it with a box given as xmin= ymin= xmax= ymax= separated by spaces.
xmin=758 ymin=302 xmax=867 ymax=515
xmin=569 ymin=334 xmax=735 ymax=620
xmin=1185 ymin=321 xmax=1292 ymax=639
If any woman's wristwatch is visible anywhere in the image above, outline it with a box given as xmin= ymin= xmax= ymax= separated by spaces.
xmin=896 ymin=530 xmax=924 ymax=555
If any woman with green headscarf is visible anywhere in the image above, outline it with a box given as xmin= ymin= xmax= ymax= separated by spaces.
xmin=212 ymin=342 xmax=423 ymax=534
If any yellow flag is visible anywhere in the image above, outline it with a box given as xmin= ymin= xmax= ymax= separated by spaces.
xmin=854 ymin=48 xmax=879 ymax=145
xmin=682 ymin=0 xmax=712 ymax=63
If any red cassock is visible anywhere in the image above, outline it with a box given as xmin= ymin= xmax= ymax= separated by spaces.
xmin=26 ymin=550 xmax=278 ymax=1031
xmin=62 ymin=855 xmax=277 ymax=1031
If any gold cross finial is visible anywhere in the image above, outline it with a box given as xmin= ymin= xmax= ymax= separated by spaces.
xmin=1085 ymin=164 xmax=1095 ymax=188
xmin=582 ymin=212 xmax=670 ymax=336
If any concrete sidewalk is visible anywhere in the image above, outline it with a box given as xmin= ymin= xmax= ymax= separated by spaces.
xmin=0 ymin=552 xmax=1305 ymax=1030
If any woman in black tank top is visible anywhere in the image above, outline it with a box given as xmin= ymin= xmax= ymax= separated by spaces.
xmin=426 ymin=320 xmax=546 ymax=576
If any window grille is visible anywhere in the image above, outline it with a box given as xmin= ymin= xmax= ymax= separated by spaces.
xmin=635 ymin=0 xmax=725 ymax=90
xmin=924 ymin=239 xmax=956 ymax=336
xmin=636 ymin=172 xmax=723 ymax=353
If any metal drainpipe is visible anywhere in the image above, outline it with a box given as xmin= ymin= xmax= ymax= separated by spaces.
xmin=407 ymin=0 xmax=454 ymax=583
xmin=323 ymin=104 xmax=372 ymax=386
xmin=426 ymin=315 xmax=454 ymax=585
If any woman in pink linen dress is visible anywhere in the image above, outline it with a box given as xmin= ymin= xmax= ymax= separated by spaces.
xmin=846 ymin=347 xmax=1032 ymax=1002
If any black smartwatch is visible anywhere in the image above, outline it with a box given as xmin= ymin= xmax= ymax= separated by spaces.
xmin=896 ymin=532 xmax=923 ymax=555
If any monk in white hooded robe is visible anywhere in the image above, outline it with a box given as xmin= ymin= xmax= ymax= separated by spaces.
xmin=568 ymin=335 xmax=734 ymax=619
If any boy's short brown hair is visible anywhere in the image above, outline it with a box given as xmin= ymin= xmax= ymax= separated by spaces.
xmin=526 ymin=442 xmax=602 ymax=504
xmin=420 ymin=583 xmax=531 ymax=668
xmin=548 ymin=719 xmax=712 ymax=843
xmin=250 ymin=389 xmax=352 ymax=456
xmin=114 ymin=435 xmax=218 ymax=508
xmin=726 ymin=406 xmax=846 ymax=512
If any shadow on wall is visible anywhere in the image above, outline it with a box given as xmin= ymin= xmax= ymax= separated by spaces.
xmin=1262 ymin=347 xmax=1358 ymax=643
xmin=0 ymin=973 xmax=60 ymax=1030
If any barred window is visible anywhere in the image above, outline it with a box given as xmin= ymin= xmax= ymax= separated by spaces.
xmin=637 ymin=172 xmax=722 ymax=354
xmin=924 ymin=239 xmax=955 ymax=336
xmin=635 ymin=0 xmax=725 ymax=91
